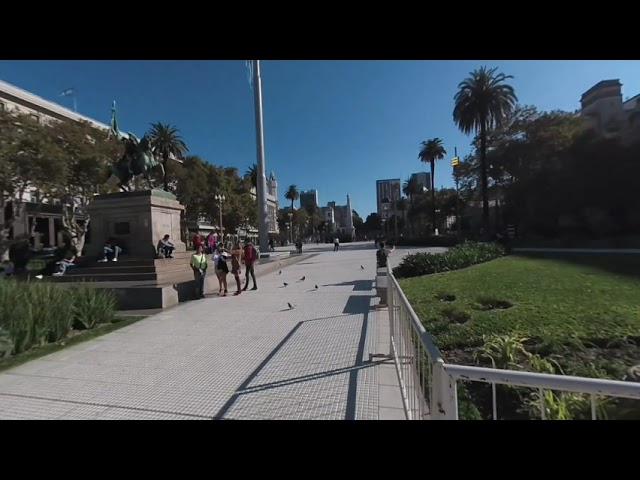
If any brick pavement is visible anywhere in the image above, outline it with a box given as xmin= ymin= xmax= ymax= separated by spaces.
xmin=0 ymin=242 xmax=410 ymax=420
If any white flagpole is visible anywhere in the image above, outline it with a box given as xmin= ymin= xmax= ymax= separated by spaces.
xmin=252 ymin=60 xmax=270 ymax=255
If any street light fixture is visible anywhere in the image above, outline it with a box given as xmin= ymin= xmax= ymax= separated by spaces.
xmin=214 ymin=194 xmax=226 ymax=243
xmin=287 ymin=212 xmax=293 ymax=243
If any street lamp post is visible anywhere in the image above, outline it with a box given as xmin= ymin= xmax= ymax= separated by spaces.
xmin=287 ymin=212 xmax=293 ymax=243
xmin=215 ymin=194 xmax=225 ymax=244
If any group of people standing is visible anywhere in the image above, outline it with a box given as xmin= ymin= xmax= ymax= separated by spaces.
xmin=190 ymin=240 xmax=258 ymax=299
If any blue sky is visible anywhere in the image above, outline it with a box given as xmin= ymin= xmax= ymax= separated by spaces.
xmin=1 ymin=60 xmax=639 ymax=217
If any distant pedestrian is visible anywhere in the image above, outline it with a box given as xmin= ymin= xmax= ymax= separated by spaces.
xmin=231 ymin=242 xmax=243 ymax=295
xmin=213 ymin=244 xmax=230 ymax=296
xmin=333 ymin=237 xmax=340 ymax=252
xmin=190 ymin=244 xmax=208 ymax=299
xmin=242 ymin=240 xmax=258 ymax=291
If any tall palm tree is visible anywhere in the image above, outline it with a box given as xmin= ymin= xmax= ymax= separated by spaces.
xmin=245 ymin=163 xmax=258 ymax=188
xmin=453 ymin=66 xmax=517 ymax=232
xmin=402 ymin=177 xmax=420 ymax=234
xmin=418 ymin=138 xmax=447 ymax=233
xmin=147 ymin=123 xmax=188 ymax=191
xmin=284 ymin=184 xmax=299 ymax=211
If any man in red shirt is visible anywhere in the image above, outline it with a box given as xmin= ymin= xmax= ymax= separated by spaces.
xmin=242 ymin=241 xmax=258 ymax=291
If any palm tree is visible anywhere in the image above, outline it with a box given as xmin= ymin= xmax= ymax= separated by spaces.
xmin=418 ymin=138 xmax=447 ymax=233
xmin=284 ymin=184 xmax=299 ymax=211
xmin=245 ymin=163 xmax=258 ymax=188
xmin=147 ymin=123 xmax=188 ymax=191
xmin=453 ymin=66 xmax=517 ymax=233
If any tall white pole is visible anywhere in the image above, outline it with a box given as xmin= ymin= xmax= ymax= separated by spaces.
xmin=252 ymin=60 xmax=269 ymax=255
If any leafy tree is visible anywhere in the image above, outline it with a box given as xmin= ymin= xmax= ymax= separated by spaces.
xmin=0 ymin=110 xmax=65 ymax=257
xmin=454 ymin=66 xmax=517 ymax=232
xmin=147 ymin=123 xmax=188 ymax=192
xmin=418 ymin=138 xmax=446 ymax=232
xmin=245 ymin=163 xmax=258 ymax=189
xmin=284 ymin=184 xmax=299 ymax=211
xmin=47 ymin=119 xmax=121 ymax=254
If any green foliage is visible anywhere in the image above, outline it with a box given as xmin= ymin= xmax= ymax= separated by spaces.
xmin=400 ymin=254 xmax=640 ymax=350
xmin=0 ymin=280 xmax=117 ymax=358
xmin=393 ymin=242 xmax=505 ymax=279
xmin=72 ymin=285 xmax=117 ymax=330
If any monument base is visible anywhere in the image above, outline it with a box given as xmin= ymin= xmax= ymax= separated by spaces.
xmin=85 ymin=189 xmax=186 ymax=259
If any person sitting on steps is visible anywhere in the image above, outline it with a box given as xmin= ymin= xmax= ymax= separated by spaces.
xmin=52 ymin=247 xmax=77 ymax=276
xmin=99 ymin=238 xmax=122 ymax=262
xmin=157 ymin=234 xmax=175 ymax=259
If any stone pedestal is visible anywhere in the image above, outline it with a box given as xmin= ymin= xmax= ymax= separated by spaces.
xmin=86 ymin=189 xmax=186 ymax=259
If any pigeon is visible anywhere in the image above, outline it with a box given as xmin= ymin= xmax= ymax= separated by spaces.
xmin=300 ymin=276 xmax=305 ymax=281
xmin=279 ymin=270 xmax=282 ymax=275
xmin=283 ymin=282 xmax=288 ymax=287
xmin=361 ymin=265 xmax=365 ymax=270
xmin=287 ymin=302 xmax=294 ymax=310
xmin=315 ymin=285 xmax=318 ymax=289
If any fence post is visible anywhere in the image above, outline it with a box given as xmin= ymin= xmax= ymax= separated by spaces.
xmin=387 ymin=263 xmax=395 ymax=359
xmin=431 ymin=360 xmax=458 ymax=420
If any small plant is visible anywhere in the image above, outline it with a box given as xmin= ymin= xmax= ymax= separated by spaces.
xmin=441 ymin=306 xmax=471 ymax=325
xmin=473 ymin=334 xmax=529 ymax=369
xmin=435 ymin=292 xmax=456 ymax=302
xmin=476 ymin=296 xmax=513 ymax=311
xmin=72 ymin=286 xmax=117 ymax=330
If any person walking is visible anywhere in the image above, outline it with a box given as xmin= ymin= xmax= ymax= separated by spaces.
xmin=190 ymin=244 xmax=208 ymax=299
xmin=212 ymin=244 xmax=230 ymax=296
xmin=333 ymin=236 xmax=340 ymax=252
xmin=242 ymin=240 xmax=258 ymax=291
xmin=231 ymin=242 xmax=243 ymax=295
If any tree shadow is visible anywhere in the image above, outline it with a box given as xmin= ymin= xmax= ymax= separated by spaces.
xmin=515 ymin=252 xmax=640 ymax=281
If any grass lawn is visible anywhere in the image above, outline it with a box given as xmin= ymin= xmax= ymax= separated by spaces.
xmin=0 ymin=316 xmax=146 ymax=374
xmin=400 ymin=253 xmax=640 ymax=378
xmin=400 ymin=253 xmax=640 ymax=419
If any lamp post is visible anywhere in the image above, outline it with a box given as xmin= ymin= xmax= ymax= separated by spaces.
xmin=215 ymin=194 xmax=226 ymax=244
xmin=287 ymin=212 xmax=293 ymax=244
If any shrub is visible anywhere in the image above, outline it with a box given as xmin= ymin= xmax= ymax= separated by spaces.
xmin=395 ymin=235 xmax=461 ymax=248
xmin=72 ymin=285 xmax=117 ymax=330
xmin=393 ymin=242 xmax=505 ymax=279
xmin=0 ymin=279 xmax=118 ymax=357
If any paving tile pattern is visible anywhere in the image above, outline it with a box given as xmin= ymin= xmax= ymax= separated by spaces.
xmin=0 ymin=242 xmax=404 ymax=420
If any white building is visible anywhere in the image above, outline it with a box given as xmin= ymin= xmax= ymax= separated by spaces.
xmin=579 ymin=79 xmax=640 ymax=140
xmin=249 ymin=171 xmax=279 ymax=234
xmin=0 ymin=79 xmax=111 ymax=248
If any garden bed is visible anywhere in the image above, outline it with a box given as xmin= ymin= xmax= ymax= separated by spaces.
xmin=399 ymin=253 xmax=640 ymax=419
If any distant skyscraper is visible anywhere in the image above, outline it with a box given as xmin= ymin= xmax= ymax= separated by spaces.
xmin=376 ymin=179 xmax=401 ymax=216
xmin=300 ymin=189 xmax=319 ymax=210
xmin=410 ymin=172 xmax=431 ymax=191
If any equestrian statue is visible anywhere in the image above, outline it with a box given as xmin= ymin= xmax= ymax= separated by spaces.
xmin=107 ymin=101 xmax=164 ymax=191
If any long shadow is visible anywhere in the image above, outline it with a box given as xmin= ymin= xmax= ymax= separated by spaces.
xmin=323 ymin=280 xmax=374 ymax=292
xmin=343 ymin=294 xmax=373 ymax=420
xmin=212 ymin=294 xmax=375 ymax=420
xmin=515 ymin=252 xmax=640 ymax=281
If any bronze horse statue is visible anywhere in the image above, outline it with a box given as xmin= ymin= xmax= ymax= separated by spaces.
xmin=106 ymin=101 xmax=164 ymax=191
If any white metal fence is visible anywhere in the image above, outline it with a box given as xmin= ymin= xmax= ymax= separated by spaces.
xmin=385 ymin=264 xmax=640 ymax=420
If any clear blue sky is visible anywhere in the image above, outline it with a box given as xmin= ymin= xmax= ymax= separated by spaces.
xmin=1 ymin=60 xmax=639 ymax=217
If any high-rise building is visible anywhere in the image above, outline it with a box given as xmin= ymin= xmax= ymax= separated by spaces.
xmin=410 ymin=172 xmax=431 ymax=191
xmin=299 ymin=189 xmax=319 ymax=210
xmin=376 ymin=179 xmax=401 ymax=216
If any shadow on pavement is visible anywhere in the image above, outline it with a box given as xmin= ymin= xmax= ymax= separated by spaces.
xmin=212 ymin=294 xmax=375 ymax=420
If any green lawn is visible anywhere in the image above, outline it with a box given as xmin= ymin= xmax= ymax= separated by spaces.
xmin=400 ymin=253 xmax=640 ymax=353
xmin=0 ymin=316 xmax=145 ymax=374
xmin=400 ymin=253 xmax=640 ymax=419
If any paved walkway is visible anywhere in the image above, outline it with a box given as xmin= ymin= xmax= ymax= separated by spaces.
xmin=0 ymin=242 xmax=425 ymax=420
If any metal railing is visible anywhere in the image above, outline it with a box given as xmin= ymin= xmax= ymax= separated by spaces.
xmin=385 ymin=263 xmax=640 ymax=420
